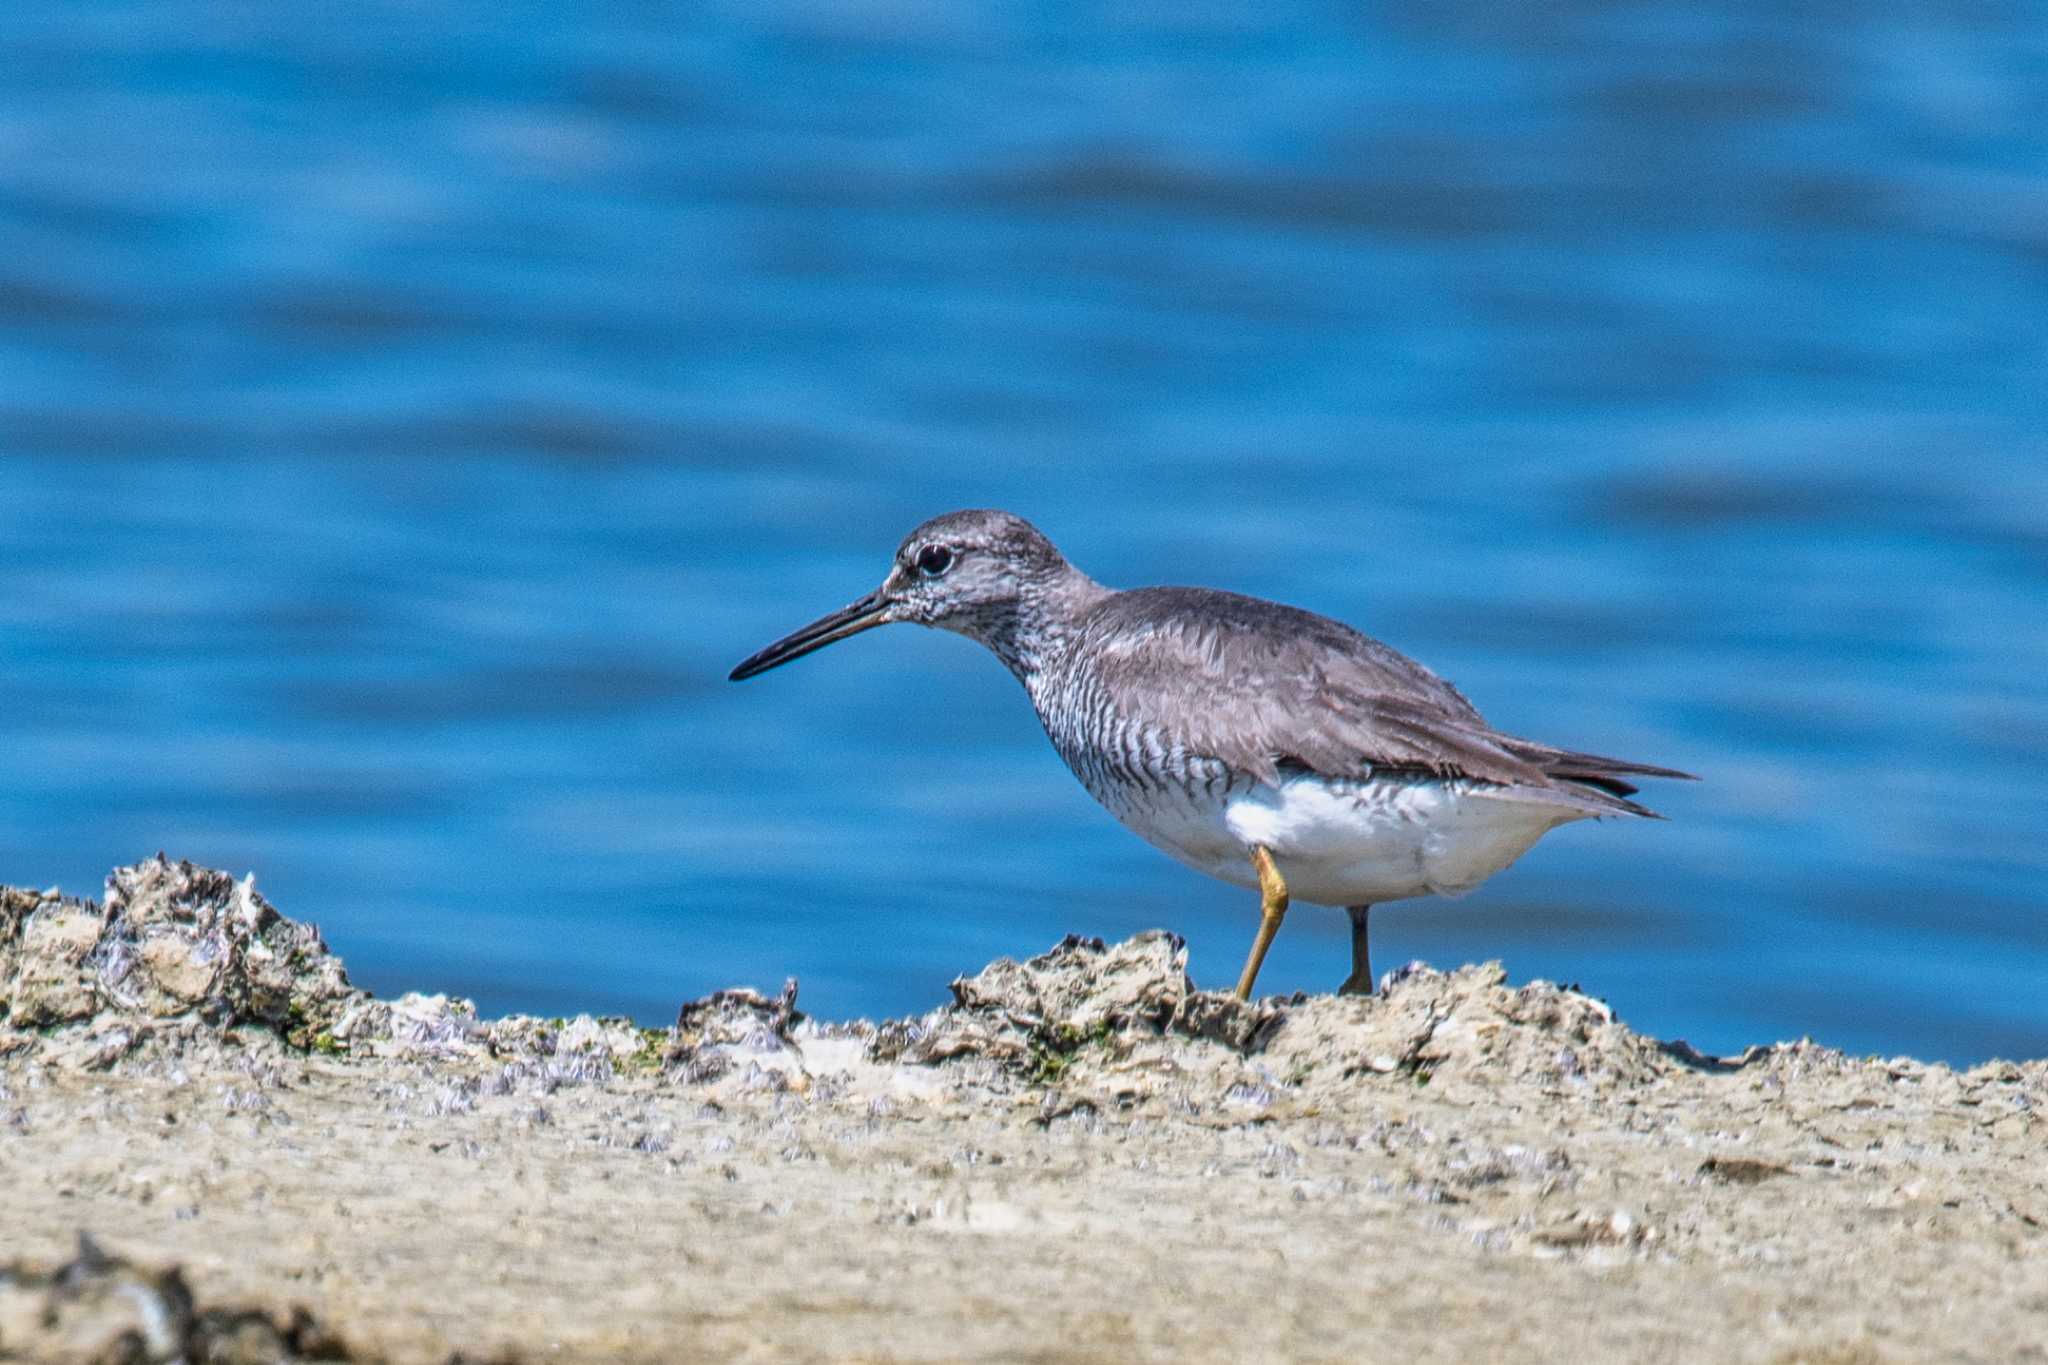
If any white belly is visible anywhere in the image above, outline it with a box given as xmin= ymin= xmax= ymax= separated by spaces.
xmin=1118 ymin=773 xmax=1586 ymax=907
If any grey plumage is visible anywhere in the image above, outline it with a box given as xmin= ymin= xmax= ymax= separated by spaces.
xmin=730 ymin=507 xmax=1694 ymax=996
xmin=1055 ymin=584 xmax=1689 ymax=817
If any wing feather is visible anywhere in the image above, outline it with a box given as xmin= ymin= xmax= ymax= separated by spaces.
xmin=1075 ymin=587 xmax=1693 ymax=812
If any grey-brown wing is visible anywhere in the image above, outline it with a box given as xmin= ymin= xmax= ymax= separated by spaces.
xmin=1078 ymin=587 xmax=1551 ymax=788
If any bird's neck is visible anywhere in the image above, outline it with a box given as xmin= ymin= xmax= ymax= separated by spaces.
xmin=954 ymin=568 xmax=1110 ymax=686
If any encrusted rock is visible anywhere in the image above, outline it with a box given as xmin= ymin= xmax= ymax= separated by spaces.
xmin=1257 ymin=960 xmax=1690 ymax=1097
xmin=1168 ymin=989 xmax=1289 ymax=1053
xmin=667 ymin=978 xmax=806 ymax=1084
xmin=869 ymin=931 xmax=1292 ymax=1071
xmin=950 ymin=931 xmax=1192 ymax=1035
xmin=1 ymin=856 xmax=365 ymax=1046
xmin=5 ymin=857 xmax=1783 ymax=1113
xmin=5 ymin=891 xmax=104 ymax=1025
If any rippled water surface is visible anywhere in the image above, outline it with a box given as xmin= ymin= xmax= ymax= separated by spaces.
xmin=2 ymin=3 xmax=2044 ymax=1063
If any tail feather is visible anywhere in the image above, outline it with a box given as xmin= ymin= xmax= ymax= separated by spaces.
xmin=1495 ymin=739 xmax=1697 ymax=815
xmin=1554 ymin=769 xmax=1643 ymax=799
xmin=1505 ymin=741 xmax=1696 ymax=780
xmin=1475 ymin=779 xmax=1662 ymax=819
xmin=1545 ymin=749 xmax=1698 ymax=782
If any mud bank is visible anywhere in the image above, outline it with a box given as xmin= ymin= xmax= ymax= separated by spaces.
xmin=2 ymin=857 xmax=2043 ymax=1362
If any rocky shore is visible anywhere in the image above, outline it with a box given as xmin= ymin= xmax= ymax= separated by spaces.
xmin=2 ymin=857 xmax=2043 ymax=1362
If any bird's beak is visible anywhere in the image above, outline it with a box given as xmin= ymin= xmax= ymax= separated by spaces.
xmin=729 ymin=588 xmax=892 ymax=681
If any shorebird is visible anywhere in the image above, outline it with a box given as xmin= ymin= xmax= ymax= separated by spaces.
xmin=730 ymin=510 xmax=1693 ymax=1000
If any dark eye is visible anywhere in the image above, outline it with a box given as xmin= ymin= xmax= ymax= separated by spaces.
xmin=915 ymin=544 xmax=955 ymax=578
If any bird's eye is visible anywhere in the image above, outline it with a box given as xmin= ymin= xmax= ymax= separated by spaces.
xmin=915 ymin=544 xmax=955 ymax=578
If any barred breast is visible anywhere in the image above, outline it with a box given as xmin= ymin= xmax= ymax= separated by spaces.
xmin=1026 ymin=652 xmax=1255 ymax=882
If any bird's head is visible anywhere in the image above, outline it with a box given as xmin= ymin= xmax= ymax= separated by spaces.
xmin=728 ymin=509 xmax=1082 ymax=681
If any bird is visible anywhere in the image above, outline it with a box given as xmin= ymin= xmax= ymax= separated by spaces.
xmin=729 ymin=509 xmax=1693 ymax=1001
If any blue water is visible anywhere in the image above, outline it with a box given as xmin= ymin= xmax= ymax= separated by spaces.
xmin=2 ymin=4 xmax=2044 ymax=1064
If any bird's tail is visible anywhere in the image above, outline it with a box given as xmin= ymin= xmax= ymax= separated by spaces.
xmin=1499 ymin=740 xmax=1698 ymax=816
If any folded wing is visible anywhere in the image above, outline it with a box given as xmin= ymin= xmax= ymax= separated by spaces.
xmin=1080 ymin=587 xmax=1694 ymax=816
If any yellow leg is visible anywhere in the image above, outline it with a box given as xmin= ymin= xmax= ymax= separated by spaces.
xmin=1232 ymin=845 xmax=1289 ymax=1001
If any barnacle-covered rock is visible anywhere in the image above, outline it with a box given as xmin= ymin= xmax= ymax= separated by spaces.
xmin=665 ymin=978 xmax=815 ymax=1085
xmin=870 ymin=930 xmax=1287 ymax=1071
xmin=2 ymin=888 xmax=104 ymax=1026
xmin=0 ymin=855 xmax=365 ymax=1048
xmin=1259 ymin=960 xmax=1689 ymax=1096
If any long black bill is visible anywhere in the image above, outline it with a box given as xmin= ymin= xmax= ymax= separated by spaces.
xmin=729 ymin=590 xmax=890 ymax=681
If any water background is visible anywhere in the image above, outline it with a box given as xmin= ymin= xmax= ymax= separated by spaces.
xmin=2 ymin=2 xmax=2044 ymax=1064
